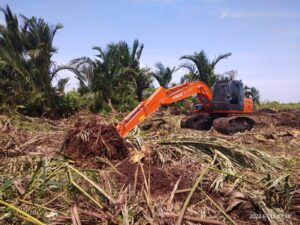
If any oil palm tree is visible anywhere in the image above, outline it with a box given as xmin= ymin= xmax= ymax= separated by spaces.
xmin=56 ymin=77 xmax=69 ymax=93
xmin=71 ymin=39 xmax=144 ymax=111
xmin=22 ymin=16 xmax=64 ymax=95
xmin=180 ymin=50 xmax=231 ymax=87
xmin=133 ymin=67 xmax=153 ymax=101
xmin=0 ymin=5 xmax=68 ymax=116
xmin=152 ymin=62 xmax=176 ymax=88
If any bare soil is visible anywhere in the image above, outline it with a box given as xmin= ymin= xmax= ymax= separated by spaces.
xmin=253 ymin=109 xmax=300 ymax=128
xmin=115 ymin=159 xmax=174 ymax=196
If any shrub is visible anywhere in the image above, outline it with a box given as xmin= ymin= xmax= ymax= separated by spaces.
xmin=259 ymin=101 xmax=300 ymax=110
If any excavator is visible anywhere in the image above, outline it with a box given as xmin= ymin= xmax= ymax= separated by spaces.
xmin=117 ymin=79 xmax=254 ymax=137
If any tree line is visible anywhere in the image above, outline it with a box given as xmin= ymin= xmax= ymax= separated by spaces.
xmin=0 ymin=6 xmax=260 ymax=118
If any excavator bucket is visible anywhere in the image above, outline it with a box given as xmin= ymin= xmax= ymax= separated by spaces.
xmin=212 ymin=116 xmax=254 ymax=134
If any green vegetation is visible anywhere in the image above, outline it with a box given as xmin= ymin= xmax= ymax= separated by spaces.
xmin=152 ymin=62 xmax=176 ymax=88
xmin=70 ymin=39 xmax=146 ymax=112
xmin=245 ymin=85 xmax=261 ymax=105
xmin=259 ymin=101 xmax=300 ymax=110
xmin=0 ymin=6 xmax=73 ymax=117
xmin=0 ymin=5 xmax=265 ymax=118
xmin=179 ymin=50 xmax=232 ymax=87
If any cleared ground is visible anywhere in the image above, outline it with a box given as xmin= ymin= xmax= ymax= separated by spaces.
xmin=0 ymin=109 xmax=299 ymax=225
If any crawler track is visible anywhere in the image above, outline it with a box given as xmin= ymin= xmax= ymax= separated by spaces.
xmin=181 ymin=114 xmax=255 ymax=135
xmin=213 ymin=116 xmax=254 ymax=134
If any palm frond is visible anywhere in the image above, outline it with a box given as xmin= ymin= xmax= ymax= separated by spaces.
xmin=211 ymin=52 xmax=232 ymax=68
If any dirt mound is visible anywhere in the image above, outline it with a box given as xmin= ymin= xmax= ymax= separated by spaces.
xmin=276 ymin=111 xmax=300 ymax=128
xmin=253 ymin=109 xmax=300 ymax=128
xmin=63 ymin=115 xmax=128 ymax=167
xmin=254 ymin=108 xmax=277 ymax=114
xmin=139 ymin=118 xmax=167 ymax=131
xmin=115 ymin=159 xmax=174 ymax=195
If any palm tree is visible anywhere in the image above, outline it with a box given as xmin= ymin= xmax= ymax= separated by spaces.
xmin=152 ymin=62 xmax=176 ymax=88
xmin=0 ymin=5 xmax=69 ymax=116
xmin=22 ymin=16 xmax=64 ymax=95
xmin=0 ymin=6 xmax=28 ymax=105
xmin=71 ymin=39 xmax=144 ymax=111
xmin=180 ymin=50 xmax=231 ymax=86
xmin=133 ymin=67 xmax=153 ymax=101
xmin=56 ymin=77 xmax=69 ymax=93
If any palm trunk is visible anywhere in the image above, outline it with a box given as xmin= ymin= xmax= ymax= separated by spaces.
xmin=108 ymin=98 xmax=116 ymax=113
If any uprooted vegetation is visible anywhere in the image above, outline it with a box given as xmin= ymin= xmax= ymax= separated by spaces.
xmin=0 ymin=110 xmax=299 ymax=225
xmin=63 ymin=115 xmax=129 ymax=167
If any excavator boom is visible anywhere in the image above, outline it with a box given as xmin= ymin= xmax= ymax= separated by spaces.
xmin=117 ymin=81 xmax=212 ymax=137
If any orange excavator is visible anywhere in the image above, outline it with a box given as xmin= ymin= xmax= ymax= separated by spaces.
xmin=117 ymin=80 xmax=254 ymax=137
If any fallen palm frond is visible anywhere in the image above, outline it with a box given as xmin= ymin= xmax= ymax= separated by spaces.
xmin=210 ymin=151 xmax=236 ymax=191
xmin=176 ymin=165 xmax=209 ymax=225
xmin=0 ymin=199 xmax=46 ymax=225
xmin=198 ymin=188 xmax=237 ymax=225
xmin=68 ymin=164 xmax=116 ymax=203
xmin=125 ymin=126 xmax=143 ymax=149
xmin=167 ymin=176 xmax=181 ymax=210
xmin=247 ymin=193 xmax=293 ymax=225
xmin=160 ymin=136 xmax=278 ymax=172
xmin=67 ymin=166 xmax=103 ymax=209
xmin=165 ymin=212 xmax=226 ymax=225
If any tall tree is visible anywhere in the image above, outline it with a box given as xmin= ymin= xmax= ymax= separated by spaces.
xmin=133 ymin=67 xmax=153 ymax=101
xmin=180 ymin=50 xmax=231 ymax=86
xmin=0 ymin=6 xmax=28 ymax=106
xmin=0 ymin=5 xmax=68 ymax=116
xmin=152 ymin=62 xmax=176 ymax=88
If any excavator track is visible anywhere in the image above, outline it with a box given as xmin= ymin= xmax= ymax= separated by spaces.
xmin=212 ymin=116 xmax=254 ymax=134
xmin=180 ymin=114 xmax=214 ymax=130
xmin=180 ymin=114 xmax=255 ymax=135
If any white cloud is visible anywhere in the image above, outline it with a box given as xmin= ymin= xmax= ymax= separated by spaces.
xmin=219 ymin=10 xmax=298 ymax=19
xmin=0 ymin=19 xmax=5 ymax=26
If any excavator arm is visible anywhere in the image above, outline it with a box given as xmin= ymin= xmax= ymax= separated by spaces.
xmin=117 ymin=81 xmax=212 ymax=137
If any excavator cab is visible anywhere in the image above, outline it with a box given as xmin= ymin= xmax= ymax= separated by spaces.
xmin=211 ymin=80 xmax=244 ymax=111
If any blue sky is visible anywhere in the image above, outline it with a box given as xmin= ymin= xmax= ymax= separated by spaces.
xmin=1 ymin=0 xmax=299 ymax=102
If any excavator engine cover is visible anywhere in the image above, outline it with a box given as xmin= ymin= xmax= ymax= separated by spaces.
xmin=212 ymin=80 xmax=244 ymax=111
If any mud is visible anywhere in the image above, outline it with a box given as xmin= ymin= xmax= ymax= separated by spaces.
xmin=63 ymin=115 xmax=128 ymax=168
